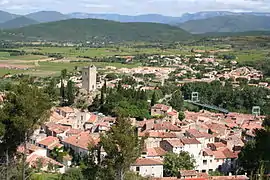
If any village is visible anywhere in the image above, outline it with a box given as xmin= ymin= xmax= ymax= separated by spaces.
xmin=4 ymin=61 xmax=267 ymax=180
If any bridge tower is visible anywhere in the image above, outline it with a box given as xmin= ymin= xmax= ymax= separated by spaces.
xmin=191 ymin=92 xmax=199 ymax=102
xmin=252 ymin=106 xmax=261 ymax=116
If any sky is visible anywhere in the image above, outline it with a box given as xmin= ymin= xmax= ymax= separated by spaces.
xmin=0 ymin=0 xmax=270 ymax=16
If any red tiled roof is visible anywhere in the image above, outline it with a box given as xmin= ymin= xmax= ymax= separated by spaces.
xmin=27 ymin=153 xmax=63 ymax=167
xmin=139 ymin=131 xmax=177 ymax=138
xmin=133 ymin=158 xmax=163 ymax=166
xmin=209 ymin=175 xmax=249 ymax=180
xmin=63 ymin=132 xmax=99 ymax=150
xmin=179 ymin=170 xmax=198 ymax=176
xmin=212 ymin=148 xmax=237 ymax=159
xmin=153 ymin=122 xmax=181 ymax=131
xmin=164 ymin=139 xmax=183 ymax=147
xmin=146 ymin=147 xmax=167 ymax=157
xmin=152 ymin=104 xmax=171 ymax=112
xmin=186 ymin=129 xmax=214 ymax=139
xmin=88 ymin=114 xmax=98 ymax=123
xmin=66 ymin=128 xmax=83 ymax=136
xmin=37 ymin=136 xmax=60 ymax=149
xmin=181 ymin=138 xmax=201 ymax=145
xmin=167 ymin=110 xmax=178 ymax=116
xmin=57 ymin=107 xmax=74 ymax=113
xmin=46 ymin=123 xmax=70 ymax=134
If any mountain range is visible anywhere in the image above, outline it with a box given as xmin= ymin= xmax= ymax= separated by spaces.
xmin=0 ymin=10 xmax=270 ymax=36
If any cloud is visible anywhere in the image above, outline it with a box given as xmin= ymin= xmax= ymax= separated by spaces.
xmin=1 ymin=0 xmax=270 ymax=15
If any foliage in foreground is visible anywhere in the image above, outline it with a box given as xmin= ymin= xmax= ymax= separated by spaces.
xmin=163 ymin=152 xmax=196 ymax=177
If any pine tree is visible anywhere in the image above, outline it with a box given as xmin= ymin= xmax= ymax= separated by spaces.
xmin=100 ymin=117 xmax=144 ymax=180
xmin=0 ymin=82 xmax=51 ymax=179
xmin=169 ymin=90 xmax=184 ymax=112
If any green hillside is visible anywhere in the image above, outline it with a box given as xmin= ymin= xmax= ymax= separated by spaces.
xmin=0 ymin=16 xmax=39 ymax=29
xmin=0 ymin=18 xmax=191 ymax=42
xmin=179 ymin=15 xmax=270 ymax=34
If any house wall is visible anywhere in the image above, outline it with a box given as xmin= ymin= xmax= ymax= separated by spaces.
xmin=130 ymin=164 xmax=163 ymax=178
xmin=76 ymin=112 xmax=91 ymax=130
xmin=63 ymin=142 xmax=88 ymax=157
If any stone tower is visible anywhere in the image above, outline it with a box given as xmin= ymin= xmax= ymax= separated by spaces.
xmin=82 ymin=65 xmax=97 ymax=92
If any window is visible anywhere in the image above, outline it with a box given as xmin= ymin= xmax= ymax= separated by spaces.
xmin=210 ymin=160 xmax=212 ymax=163
xmin=136 ymin=167 xmax=140 ymax=172
xmin=81 ymin=116 xmax=83 ymax=121
xmin=209 ymin=169 xmax=213 ymax=172
xmin=92 ymin=85 xmax=95 ymax=89
xmin=202 ymin=170 xmax=206 ymax=173
xmin=203 ymin=160 xmax=207 ymax=165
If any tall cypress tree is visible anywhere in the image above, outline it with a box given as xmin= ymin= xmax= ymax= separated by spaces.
xmin=67 ymin=80 xmax=75 ymax=106
xmin=60 ymin=79 xmax=65 ymax=105
xmin=151 ymin=91 xmax=158 ymax=106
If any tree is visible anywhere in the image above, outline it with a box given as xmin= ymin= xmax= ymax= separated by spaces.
xmin=151 ymin=91 xmax=158 ymax=106
xmin=45 ymin=78 xmax=58 ymax=101
xmin=105 ymin=73 xmax=118 ymax=81
xmin=66 ymin=80 xmax=75 ymax=106
xmin=60 ymin=168 xmax=84 ymax=180
xmin=262 ymin=115 xmax=270 ymax=128
xmin=61 ymin=69 xmax=67 ymax=79
xmin=60 ymin=79 xmax=66 ymax=105
xmin=0 ymin=82 xmax=52 ymax=179
xmin=100 ymin=117 xmax=144 ymax=180
xmin=178 ymin=112 xmax=185 ymax=121
xmin=238 ymin=117 xmax=270 ymax=175
xmin=36 ymin=158 xmax=43 ymax=173
xmin=163 ymin=152 xmax=195 ymax=177
xmin=169 ymin=90 xmax=184 ymax=112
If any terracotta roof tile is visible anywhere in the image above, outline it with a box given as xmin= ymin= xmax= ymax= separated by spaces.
xmin=146 ymin=147 xmax=167 ymax=157
xmin=37 ymin=136 xmax=61 ymax=150
xmin=63 ymin=132 xmax=99 ymax=150
xmin=164 ymin=139 xmax=184 ymax=147
xmin=57 ymin=107 xmax=74 ymax=113
xmin=133 ymin=158 xmax=163 ymax=166
xmin=181 ymin=138 xmax=201 ymax=145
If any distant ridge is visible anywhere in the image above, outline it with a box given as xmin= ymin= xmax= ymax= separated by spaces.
xmin=0 ymin=16 xmax=39 ymax=29
xmin=0 ymin=18 xmax=192 ymax=42
xmin=25 ymin=11 xmax=69 ymax=23
xmin=179 ymin=15 xmax=270 ymax=33
xmin=0 ymin=10 xmax=19 ymax=23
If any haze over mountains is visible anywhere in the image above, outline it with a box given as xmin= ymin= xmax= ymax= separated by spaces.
xmin=0 ymin=9 xmax=270 ymax=40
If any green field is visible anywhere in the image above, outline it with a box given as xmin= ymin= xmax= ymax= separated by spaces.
xmin=232 ymin=50 xmax=267 ymax=62
xmin=19 ymin=47 xmax=188 ymax=58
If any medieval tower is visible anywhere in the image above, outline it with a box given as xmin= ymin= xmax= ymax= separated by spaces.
xmin=82 ymin=65 xmax=97 ymax=92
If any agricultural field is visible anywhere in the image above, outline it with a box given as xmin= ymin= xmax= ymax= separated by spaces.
xmin=0 ymin=41 xmax=267 ymax=77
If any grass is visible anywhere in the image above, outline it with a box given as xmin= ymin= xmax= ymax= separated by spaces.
xmin=18 ymin=47 xmax=188 ymax=58
xmin=232 ymin=50 xmax=267 ymax=62
xmin=31 ymin=173 xmax=60 ymax=180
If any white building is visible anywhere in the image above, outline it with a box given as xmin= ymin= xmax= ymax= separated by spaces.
xmin=130 ymin=158 xmax=163 ymax=178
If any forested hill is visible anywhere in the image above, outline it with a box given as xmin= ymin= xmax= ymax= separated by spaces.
xmin=0 ymin=18 xmax=192 ymax=42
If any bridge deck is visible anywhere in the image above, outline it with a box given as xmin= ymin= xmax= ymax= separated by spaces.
xmin=185 ymin=100 xmax=229 ymax=114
